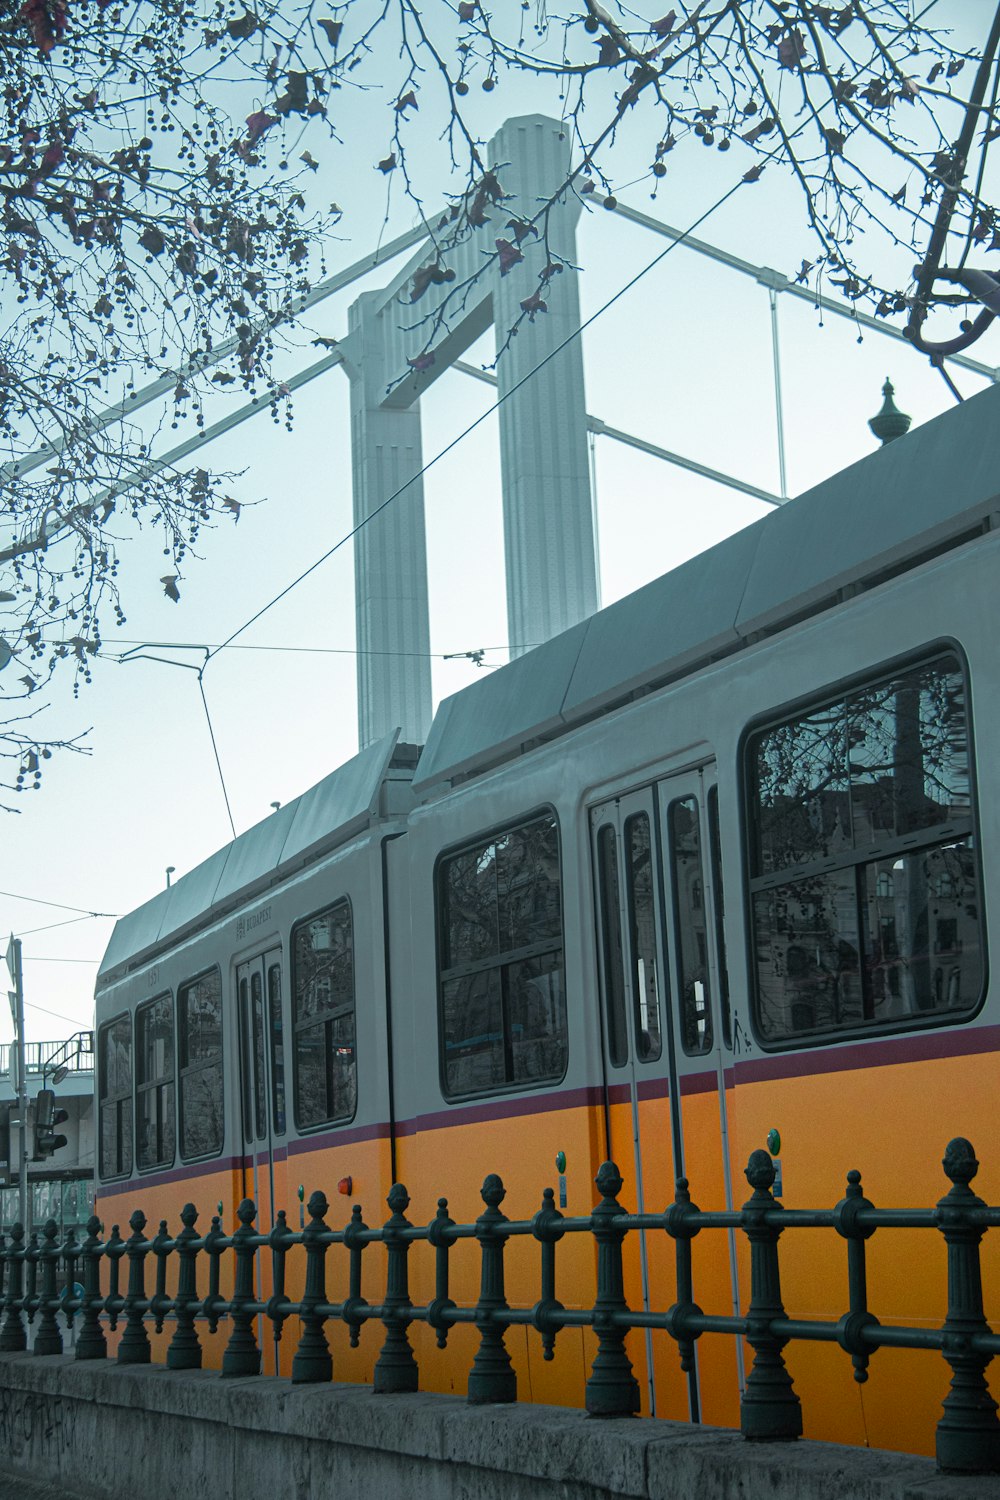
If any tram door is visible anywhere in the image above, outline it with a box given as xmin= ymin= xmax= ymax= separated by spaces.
xmin=236 ymin=948 xmax=288 ymax=1373
xmin=590 ymin=766 xmax=740 ymax=1427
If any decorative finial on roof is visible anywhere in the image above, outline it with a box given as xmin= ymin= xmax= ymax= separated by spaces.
xmin=868 ymin=378 xmax=912 ymax=446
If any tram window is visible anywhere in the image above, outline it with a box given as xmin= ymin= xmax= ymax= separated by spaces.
xmin=291 ymin=900 xmax=356 ymax=1129
xmin=707 ymin=786 xmax=732 ymax=1049
xmin=596 ymin=825 xmax=629 ymax=1067
xmin=748 ymin=653 xmax=983 ymax=1043
xmin=178 ymin=968 xmax=224 ymax=1160
xmin=238 ymin=976 xmax=253 ymax=1144
xmin=438 ymin=812 xmax=566 ymax=1099
xmin=624 ymin=814 xmax=663 ymax=1062
xmin=668 ymin=799 xmax=714 ymax=1055
xmin=250 ymin=971 xmax=267 ymax=1140
xmin=135 ymin=994 xmax=175 ymax=1171
xmin=268 ymin=964 xmax=286 ymax=1136
xmin=98 ymin=1014 xmax=133 ymax=1179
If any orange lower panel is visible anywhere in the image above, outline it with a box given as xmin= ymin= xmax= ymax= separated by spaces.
xmin=90 ymin=1053 xmax=999 ymax=1459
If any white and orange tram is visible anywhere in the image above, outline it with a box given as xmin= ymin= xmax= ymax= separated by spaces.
xmin=95 ymin=380 xmax=1000 ymax=1454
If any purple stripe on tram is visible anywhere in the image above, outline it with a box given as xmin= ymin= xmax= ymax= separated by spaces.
xmin=97 ymin=1153 xmax=244 ymax=1199
xmin=395 ymin=1083 xmax=605 ymax=1137
xmin=289 ymin=1119 xmax=392 ymax=1155
xmin=635 ymin=1075 xmax=670 ymax=1102
xmin=732 ymin=1021 xmax=1000 ymax=1085
xmin=678 ymin=1070 xmax=719 ymax=1097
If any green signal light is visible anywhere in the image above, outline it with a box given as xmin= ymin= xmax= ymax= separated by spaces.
xmin=766 ymin=1128 xmax=781 ymax=1157
xmin=555 ymin=1150 xmax=566 ymax=1173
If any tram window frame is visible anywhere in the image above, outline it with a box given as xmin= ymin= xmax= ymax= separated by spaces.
xmin=291 ymin=898 xmax=357 ymax=1132
xmin=135 ymin=992 xmax=176 ymax=1173
xmin=623 ymin=811 xmax=664 ymax=1063
xmin=98 ymin=1012 xmax=133 ymax=1181
xmin=743 ymin=645 xmax=986 ymax=1050
xmin=268 ymin=960 xmax=287 ymax=1137
xmin=436 ymin=808 xmax=568 ymax=1102
xmin=667 ymin=796 xmax=714 ymax=1056
xmin=177 ymin=967 xmax=225 ymax=1162
xmin=596 ymin=823 xmax=629 ymax=1068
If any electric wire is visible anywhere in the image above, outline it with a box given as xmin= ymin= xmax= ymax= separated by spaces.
xmin=205 ymin=176 xmax=753 ymax=663
xmin=203 ymin=10 xmax=935 ymax=665
xmin=21 ymin=956 xmax=101 ymax=964
xmin=12 ymin=914 xmax=102 ymax=938
xmin=22 ymin=1000 xmax=92 ymax=1026
xmin=197 ymin=669 xmax=237 ymax=841
xmin=0 ymin=889 xmax=117 ymax=917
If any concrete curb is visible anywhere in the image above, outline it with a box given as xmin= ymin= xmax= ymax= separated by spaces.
xmin=2 ymin=1352 xmax=999 ymax=1499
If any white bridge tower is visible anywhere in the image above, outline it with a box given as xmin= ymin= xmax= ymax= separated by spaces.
xmin=339 ymin=115 xmax=597 ymax=748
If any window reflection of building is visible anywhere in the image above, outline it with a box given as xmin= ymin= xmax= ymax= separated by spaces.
xmin=749 ymin=655 xmax=982 ymax=1043
xmin=439 ymin=813 xmax=567 ymax=1098
xmin=293 ymin=900 xmax=356 ymax=1128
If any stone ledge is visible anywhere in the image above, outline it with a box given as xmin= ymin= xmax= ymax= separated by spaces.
xmin=3 ymin=1352 xmax=1000 ymax=1500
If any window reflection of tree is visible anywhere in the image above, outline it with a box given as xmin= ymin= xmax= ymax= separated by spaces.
xmin=136 ymin=995 xmax=174 ymax=1169
xmin=293 ymin=901 xmax=356 ymax=1128
xmin=179 ymin=970 xmax=223 ymax=1158
xmin=99 ymin=1015 xmax=132 ymax=1178
xmin=625 ymin=814 xmax=663 ymax=1062
xmin=669 ymin=800 xmax=714 ymax=1054
xmin=439 ymin=814 xmax=566 ymax=1098
xmin=750 ymin=656 xmax=981 ymax=1043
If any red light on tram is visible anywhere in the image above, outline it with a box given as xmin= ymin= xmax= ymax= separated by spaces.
xmin=338 ymin=1176 xmax=352 ymax=1196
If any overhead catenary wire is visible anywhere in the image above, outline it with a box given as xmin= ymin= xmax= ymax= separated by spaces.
xmin=203 ymin=7 xmax=970 ymax=660
xmin=0 ymin=889 xmax=117 ymax=917
xmin=12 ymin=913 xmax=103 ymax=938
xmin=205 ymin=173 xmax=758 ymax=664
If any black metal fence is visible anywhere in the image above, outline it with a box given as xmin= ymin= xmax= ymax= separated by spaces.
xmin=1 ymin=1140 xmax=999 ymax=1476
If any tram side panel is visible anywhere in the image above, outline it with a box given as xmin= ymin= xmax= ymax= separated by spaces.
xmin=393 ymin=762 xmax=606 ymax=1409
xmin=94 ymin=831 xmax=398 ymax=1383
xmin=712 ymin=539 xmax=1000 ymax=1456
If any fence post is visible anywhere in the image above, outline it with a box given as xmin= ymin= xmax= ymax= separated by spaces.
xmin=292 ymin=1190 xmax=332 ymax=1384
xmin=34 ymin=1218 xmax=63 ymax=1356
xmin=167 ymin=1204 xmax=202 ymax=1370
xmin=585 ymin=1161 xmax=640 ymax=1417
xmin=266 ymin=1209 xmax=293 ymax=1351
xmin=468 ymin=1174 xmax=516 ymax=1404
xmin=119 ymin=1209 xmax=151 ymax=1365
xmin=202 ymin=1215 xmax=225 ymax=1335
xmin=0 ymin=1222 xmax=27 ymax=1352
xmin=149 ymin=1220 xmax=171 ymax=1335
xmin=222 ymin=1199 xmax=261 ymax=1378
xmin=739 ymin=1149 xmax=801 ymax=1441
xmin=24 ymin=1230 xmax=39 ymax=1327
xmin=374 ymin=1183 xmax=418 ymax=1394
xmin=426 ymin=1197 xmax=455 ymax=1350
xmin=531 ymin=1186 xmax=565 ymax=1362
xmin=76 ymin=1217 xmax=106 ymax=1360
xmin=833 ymin=1169 xmax=878 ymax=1385
xmin=60 ymin=1225 xmax=80 ymax=1336
xmin=343 ymin=1202 xmax=370 ymax=1350
xmin=935 ymin=1137 xmax=1000 ymax=1474
xmin=105 ymin=1223 xmax=124 ymax=1332
xmin=664 ymin=1175 xmax=703 ymax=1378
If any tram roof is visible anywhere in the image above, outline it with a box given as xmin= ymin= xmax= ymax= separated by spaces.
xmin=97 ymin=730 xmax=400 ymax=983
xmin=413 ymin=378 xmax=1000 ymax=792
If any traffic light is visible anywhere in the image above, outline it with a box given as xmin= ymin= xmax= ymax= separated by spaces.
xmin=33 ymin=1088 xmax=69 ymax=1160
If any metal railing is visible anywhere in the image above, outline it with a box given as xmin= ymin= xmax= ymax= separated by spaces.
xmin=1 ymin=1140 xmax=999 ymax=1476
xmin=0 ymin=1039 xmax=93 ymax=1078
